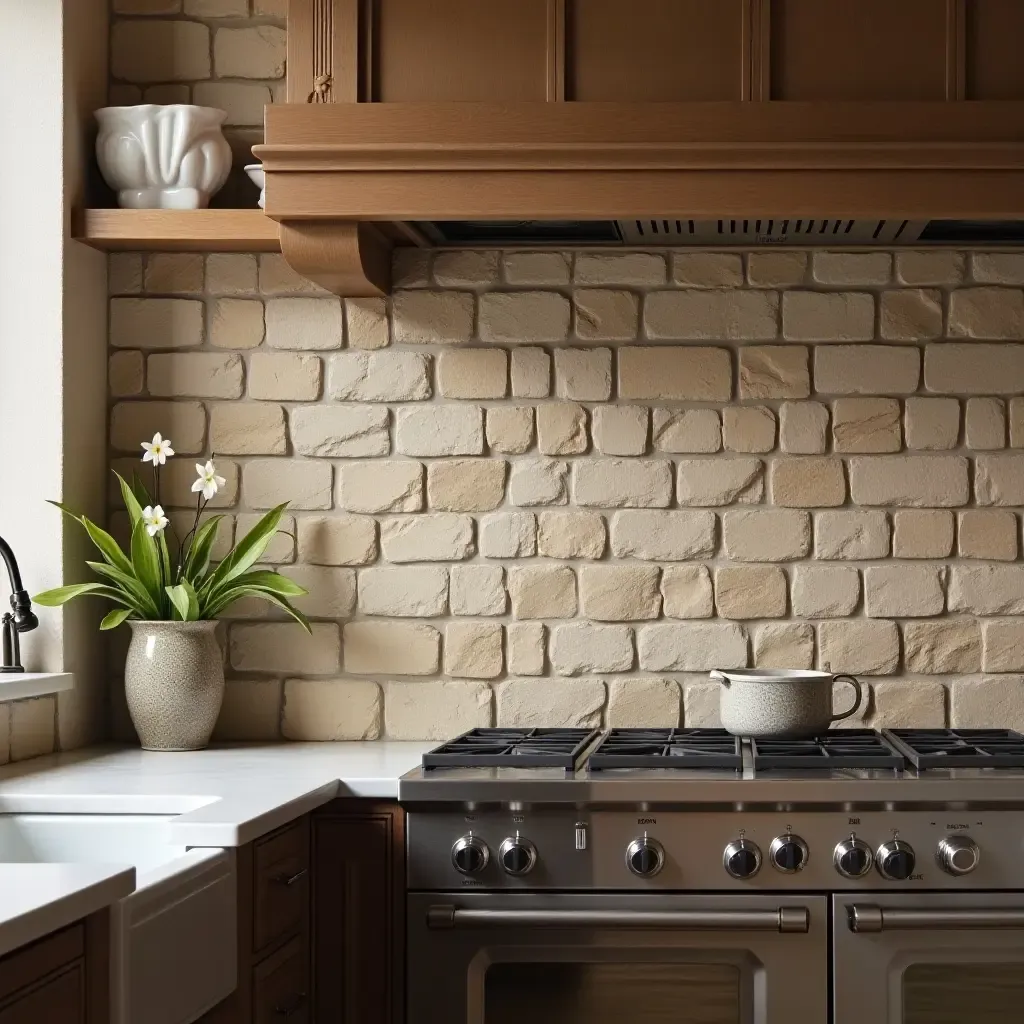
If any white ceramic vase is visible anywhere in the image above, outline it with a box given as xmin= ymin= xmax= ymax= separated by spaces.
xmin=95 ymin=104 xmax=232 ymax=210
xmin=244 ymin=164 xmax=266 ymax=209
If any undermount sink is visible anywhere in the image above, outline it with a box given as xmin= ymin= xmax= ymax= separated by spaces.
xmin=0 ymin=814 xmax=236 ymax=1024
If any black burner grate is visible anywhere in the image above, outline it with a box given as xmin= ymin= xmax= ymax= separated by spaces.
xmin=422 ymin=728 xmax=600 ymax=769
xmin=884 ymin=728 xmax=1024 ymax=769
xmin=751 ymin=730 xmax=905 ymax=770
xmin=586 ymin=728 xmax=742 ymax=770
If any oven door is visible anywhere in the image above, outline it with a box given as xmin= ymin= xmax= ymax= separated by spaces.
xmin=408 ymin=892 xmax=828 ymax=1024
xmin=834 ymin=892 xmax=1024 ymax=1023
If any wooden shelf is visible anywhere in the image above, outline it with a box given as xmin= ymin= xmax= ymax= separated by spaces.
xmin=75 ymin=209 xmax=281 ymax=253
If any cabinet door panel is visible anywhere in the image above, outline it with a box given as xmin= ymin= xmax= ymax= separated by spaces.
xmin=966 ymin=0 xmax=1024 ymax=99
xmin=0 ymin=967 xmax=83 ymax=1024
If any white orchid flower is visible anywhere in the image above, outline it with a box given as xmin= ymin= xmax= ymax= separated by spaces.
xmin=141 ymin=505 xmax=169 ymax=538
xmin=192 ymin=461 xmax=227 ymax=501
xmin=141 ymin=433 xmax=174 ymax=465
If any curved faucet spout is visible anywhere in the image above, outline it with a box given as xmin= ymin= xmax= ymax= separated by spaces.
xmin=0 ymin=534 xmax=38 ymax=633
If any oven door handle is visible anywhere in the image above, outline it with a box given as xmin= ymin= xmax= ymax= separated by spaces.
xmin=427 ymin=905 xmax=810 ymax=933
xmin=849 ymin=905 xmax=1024 ymax=933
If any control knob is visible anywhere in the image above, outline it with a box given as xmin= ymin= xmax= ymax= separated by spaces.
xmin=626 ymin=834 xmax=664 ymax=878
xmin=499 ymin=833 xmax=537 ymax=876
xmin=937 ymin=834 xmax=980 ymax=876
xmin=451 ymin=834 xmax=489 ymax=875
xmin=834 ymin=836 xmax=874 ymax=878
xmin=876 ymin=840 xmax=916 ymax=881
xmin=723 ymin=839 xmax=762 ymax=879
xmin=769 ymin=834 xmax=809 ymax=873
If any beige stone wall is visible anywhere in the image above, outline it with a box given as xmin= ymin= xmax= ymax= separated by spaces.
xmin=106 ymin=248 xmax=1024 ymax=740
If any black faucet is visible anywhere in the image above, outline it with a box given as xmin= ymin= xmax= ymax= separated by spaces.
xmin=0 ymin=534 xmax=38 ymax=673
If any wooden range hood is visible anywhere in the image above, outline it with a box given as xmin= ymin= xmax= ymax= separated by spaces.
xmin=254 ymin=0 xmax=1024 ymax=296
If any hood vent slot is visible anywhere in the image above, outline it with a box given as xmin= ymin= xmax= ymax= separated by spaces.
xmin=618 ymin=219 xmax=923 ymax=246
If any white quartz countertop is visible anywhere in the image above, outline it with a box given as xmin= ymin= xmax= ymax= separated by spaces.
xmin=0 ymin=863 xmax=135 ymax=958
xmin=0 ymin=742 xmax=434 ymax=846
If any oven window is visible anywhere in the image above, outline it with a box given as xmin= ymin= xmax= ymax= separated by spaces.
xmin=484 ymin=962 xmax=741 ymax=1023
xmin=903 ymin=963 xmax=1024 ymax=1023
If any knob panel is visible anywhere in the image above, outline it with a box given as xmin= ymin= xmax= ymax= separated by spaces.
xmin=724 ymin=839 xmax=762 ymax=879
xmin=937 ymin=835 xmax=980 ymax=876
xmin=626 ymin=836 xmax=664 ymax=878
xmin=451 ymin=834 xmax=489 ymax=875
xmin=834 ymin=836 xmax=874 ymax=879
xmin=499 ymin=835 xmax=537 ymax=876
xmin=876 ymin=840 xmax=916 ymax=881
xmin=769 ymin=835 xmax=808 ymax=874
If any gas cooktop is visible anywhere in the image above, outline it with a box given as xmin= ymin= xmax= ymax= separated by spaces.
xmin=420 ymin=727 xmax=599 ymax=769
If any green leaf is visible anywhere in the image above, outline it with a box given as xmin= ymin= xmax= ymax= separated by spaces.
xmin=115 ymin=472 xmax=147 ymax=529
xmin=207 ymin=586 xmax=311 ymax=632
xmin=81 ymin=517 xmax=134 ymax=577
xmin=130 ymin=519 xmax=164 ymax=613
xmin=182 ymin=516 xmax=224 ymax=582
xmin=100 ymin=608 xmax=133 ymax=631
xmin=230 ymin=570 xmax=308 ymax=598
xmin=85 ymin=561 xmax=157 ymax=618
xmin=165 ymin=582 xmax=200 ymax=622
xmin=130 ymin=472 xmax=152 ymax=510
xmin=200 ymin=504 xmax=287 ymax=600
xmin=157 ymin=529 xmax=173 ymax=592
xmin=33 ymin=583 xmax=135 ymax=608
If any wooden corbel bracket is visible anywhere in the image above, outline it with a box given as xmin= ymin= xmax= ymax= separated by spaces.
xmin=278 ymin=220 xmax=392 ymax=297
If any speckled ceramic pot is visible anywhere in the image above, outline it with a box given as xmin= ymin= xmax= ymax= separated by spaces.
xmin=125 ymin=620 xmax=224 ymax=751
xmin=711 ymin=669 xmax=864 ymax=739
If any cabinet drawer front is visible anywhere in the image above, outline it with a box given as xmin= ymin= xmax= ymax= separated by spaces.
xmin=0 ymin=965 xmax=83 ymax=1024
xmin=254 ymin=820 xmax=310 ymax=954
xmin=0 ymin=925 xmax=84 ymax=1004
xmin=253 ymin=940 xmax=308 ymax=1024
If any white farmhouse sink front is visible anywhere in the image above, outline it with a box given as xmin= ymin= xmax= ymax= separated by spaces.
xmin=0 ymin=814 xmax=236 ymax=1024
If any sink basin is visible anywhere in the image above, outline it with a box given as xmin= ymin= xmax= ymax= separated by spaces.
xmin=0 ymin=814 xmax=236 ymax=1024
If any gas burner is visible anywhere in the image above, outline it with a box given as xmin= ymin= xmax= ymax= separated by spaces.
xmin=884 ymin=728 xmax=1024 ymax=769
xmin=751 ymin=729 xmax=905 ymax=770
xmin=587 ymin=728 xmax=742 ymax=769
xmin=421 ymin=728 xmax=599 ymax=769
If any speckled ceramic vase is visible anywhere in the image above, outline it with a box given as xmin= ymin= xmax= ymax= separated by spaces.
xmin=125 ymin=620 xmax=224 ymax=751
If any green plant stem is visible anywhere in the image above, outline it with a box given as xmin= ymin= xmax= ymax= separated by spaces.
xmin=177 ymin=491 xmax=207 ymax=583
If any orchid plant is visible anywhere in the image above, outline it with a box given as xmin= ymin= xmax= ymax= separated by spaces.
xmin=33 ymin=434 xmax=311 ymax=632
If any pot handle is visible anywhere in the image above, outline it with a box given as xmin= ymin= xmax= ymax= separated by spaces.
xmin=830 ymin=675 xmax=863 ymax=722
xmin=710 ymin=670 xmax=729 ymax=687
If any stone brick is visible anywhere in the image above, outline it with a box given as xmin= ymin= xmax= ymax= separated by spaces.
xmin=337 ymin=461 xmax=422 ymax=513
xmin=572 ymin=460 xmax=673 ymax=508
xmin=818 ymin=621 xmax=899 ymax=675
xmin=551 ymin=622 xmax=634 ymax=675
xmin=380 ymin=514 xmax=474 ymax=562
xmin=112 ymin=0 xmax=180 ymax=13
xmin=110 ymin=400 xmax=205 ymax=453
xmin=206 ymin=255 xmax=257 ymax=296
xmin=579 ymin=565 xmax=661 ymax=621
xmin=509 ymin=460 xmax=568 ymax=506
xmin=949 ymin=287 xmax=1024 ymax=339
xmin=976 ymin=454 xmax=1024 ymax=505
xmin=345 ymin=298 xmax=389 ymax=350
xmin=392 ymin=291 xmax=474 ymax=344
xmin=619 ymin=346 xmax=731 ymax=401
xmin=652 ymin=409 xmax=720 ymax=454
xmin=949 ymin=565 xmax=1024 ymax=615
xmin=677 ymin=458 xmax=764 ymax=506
xmin=109 ymin=352 xmax=144 ymax=397
xmin=480 ymin=292 xmax=571 ymax=343
xmin=427 ymin=460 xmax=506 ymax=512
xmin=672 ymin=252 xmax=744 ymax=287
xmin=754 ymin=623 xmax=815 ymax=669
xmin=109 ymin=253 xmax=143 ymax=295
xmin=814 ymin=345 xmax=921 ymax=395
xmin=507 ymin=623 xmax=546 ymax=675
xmin=607 ymin=678 xmax=681 ymax=728
xmin=661 ymin=566 xmax=714 ymax=619
xmin=747 ymin=251 xmax=808 ymax=287
xmin=715 ymin=566 xmax=787 ymax=619
xmin=291 ymin=406 xmax=389 ymax=457
xmin=904 ymin=397 xmax=961 ymax=450
xmin=982 ymin=620 xmax=1024 ymax=672
xmin=480 ymin=511 xmax=537 ymax=557
xmin=737 ymin=345 xmax=810 ymax=400
xmin=723 ymin=406 xmax=776 ymax=454
xmin=358 ymin=566 xmax=447 ymax=617
xmin=298 ymin=515 xmax=377 ymax=566
xmin=1013 ymin=398 xmax=1024 ymax=447
xmin=951 ymin=677 xmax=1024 ymax=731
xmin=282 ymin=679 xmax=380 ymax=742
xmin=538 ymin=511 xmax=607 ymax=559
xmin=214 ymin=26 xmax=287 ymax=78
xmin=144 ymin=254 xmax=203 ymax=294
xmin=925 ymin=343 xmax=1024 ymax=395
xmin=508 ymin=566 xmax=576 ymax=619
xmin=770 ymin=458 xmax=846 ymax=507
xmin=849 ymin=455 xmax=969 ymax=507
xmin=813 ymin=252 xmax=891 ymax=286
xmin=610 ymin=510 xmax=715 ymax=561
xmin=108 ymin=458 xmax=238 ymax=511
xmin=386 ymin=681 xmax=493 ymax=739
xmin=832 ymin=398 xmax=901 ymax=453
xmin=960 ymin=509 xmax=1018 ymax=560
xmin=537 ymin=402 xmax=588 ymax=455
xmin=865 ymin=565 xmax=945 ymax=618
xmin=243 ymin=459 xmax=332 ymax=510
xmin=146 ymin=353 xmax=241 ymax=399
xmin=111 ymin=20 xmax=210 ymax=81
xmin=792 ymin=566 xmax=860 ymax=618
xmin=638 ymin=623 xmax=748 ymax=672
xmin=394 ymin=406 xmax=483 ymax=457
xmin=871 ymin=680 xmax=946 ymax=729
xmin=593 ymin=406 xmax=649 ymax=456
xmin=328 ymin=352 xmax=431 ymax=402
xmin=444 ymin=622 xmax=503 ymax=679
xmin=779 ymin=401 xmax=829 ymax=454
xmin=783 ymin=291 xmax=874 ymax=341
xmin=683 ymin=682 xmax=722 ymax=727
xmin=265 ymin=298 xmax=343 ymax=350
xmin=896 ymin=250 xmax=965 ymax=286
xmin=230 ymin=623 xmax=339 ymax=674
xmin=193 ymin=82 xmax=269 ymax=126
xmin=893 ymin=510 xmax=954 ymax=558
xmin=503 ymin=252 xmax=570 ymax=286
xmin=214 ymin=679 xmax=281 ymax=742
xmin=249 ymin=352 xmax=321 ymax=401
xmin=972 ymin=252 xmax=1024 ymax=285
xmin=277 ymin=566 xmax=355 ymax=620
xmin=723 ymin=509 xmax=810 ymax=561
xmin=645 ymin=291 xmax=777 ymax=341
xmin=433 ymin=251 xmax=499 ymax=288
xmin=965 ymin=397 xmax=1006 ymax=449
xmin=575 ymin=252 xmax=666 ymax=286
xmin=210 ymin=298 xmax=264 ymax=349
xmin=391 ymin=250 xmax=430 ymax=290
xmin=814 ymin=510 xmax=890 ymax=559
xmin=496 ymin=678 xmax=604 ymax=729
xmin=8 ymin=698 xmax=54 ymax=762
xmin=343 ymin=622 xmax=440 ymax=676
xmin=450 ymin=565 xmax=507 ymax=616
xmin=259 ymin=255 xmax=328 ymax=296
xmin=575 ymin=290 xmax=639 ymax=342
xmin=110 ymin=298 xmax=202 ymax=349
xmin=880 ymin=289 xmax=943 ymax=340
xmin=486 ymin=407 xmax=534 ymax=454
xmin=554 ymin=348 xmax=612 ymax=401
xmin=510 ymin=348 xmax=551 ymax=397
xmin=437 ymin=349 xmax=507 ymax=399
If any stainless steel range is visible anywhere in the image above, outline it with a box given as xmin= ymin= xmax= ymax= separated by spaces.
xmin=401 ymin=727 xmax=1024 ymax=1024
